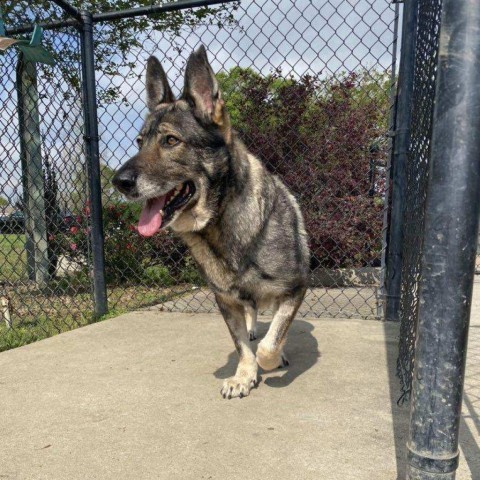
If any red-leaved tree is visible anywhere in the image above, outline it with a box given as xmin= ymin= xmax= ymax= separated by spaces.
xmin=218 ymin=68 xmax=390 ymax=269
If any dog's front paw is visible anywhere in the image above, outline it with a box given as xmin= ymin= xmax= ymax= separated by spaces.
xmin=221 ymin=364 xmax=258 ymax=399
xmin=256 ymin=341 xmax=283 ymax=371
xmin=221 ymin=376 xmax=257 ymax=399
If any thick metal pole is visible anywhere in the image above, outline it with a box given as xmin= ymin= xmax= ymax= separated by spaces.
xmin=384 ymin=0 xmax=418 ymax=321
xmin=406 ymin=0 xmax=480 ymax=478
xmin=79 ymin=11 xmax=108 ymax=318
xmin=6 ymin=19 xmax=79 ymax=36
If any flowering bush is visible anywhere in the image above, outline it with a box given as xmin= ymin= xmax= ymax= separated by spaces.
xmin=57 ymin=202 xmax=201 ymax=285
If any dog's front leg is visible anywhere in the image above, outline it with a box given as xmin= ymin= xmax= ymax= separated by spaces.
xmin=215 ymin=293 xmax=258 ymax=399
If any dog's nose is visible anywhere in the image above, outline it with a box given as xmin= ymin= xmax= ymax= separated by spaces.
xmin=113 ymin=168 xmax=138 ymax=195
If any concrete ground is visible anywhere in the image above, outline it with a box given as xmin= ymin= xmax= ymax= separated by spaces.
xmin=1 ymin=290 xmax=479 ymax=479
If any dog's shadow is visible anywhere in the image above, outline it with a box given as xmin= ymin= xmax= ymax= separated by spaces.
xmin=214 ymin=319 xmax=320 ymax=388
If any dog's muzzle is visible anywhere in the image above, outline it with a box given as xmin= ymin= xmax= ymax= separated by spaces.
xmin=112 ymin=166 xmax=138 ymax=196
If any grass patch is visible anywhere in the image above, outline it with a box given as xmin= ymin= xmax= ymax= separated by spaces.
xmin=0 ymin=234 xmax=203 ymax=352
xmin=142 ymin=265 xmax=175 ymax=287
xmin=0 ymin=234 xmax=27 ymax=283
xmin=0 ymin=283 xmax=183 ymax=352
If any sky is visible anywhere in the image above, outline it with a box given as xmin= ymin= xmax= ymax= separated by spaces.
xmin=0 ymin=0 xmax=399 ymax=205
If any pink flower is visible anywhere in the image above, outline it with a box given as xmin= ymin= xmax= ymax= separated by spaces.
xmin=70 ymin=243 xmax=77 ymax=251
xmin=83 ymin=201 xmax=91 ymax=216
xmin=70 ymin=226 xmax=79 ymax=234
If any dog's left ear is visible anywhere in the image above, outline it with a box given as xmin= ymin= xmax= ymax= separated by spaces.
xmin=184 ymin=45 xmax=231 ymax=143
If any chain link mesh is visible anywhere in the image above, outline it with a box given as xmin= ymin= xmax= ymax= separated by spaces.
xmin=0 ymin=27 xmax=94 ymax=351
xmin=95 ymin=0 xmax=397 ymax=319
xmin=397 ymin=0 xmax=443 ymax=402
xmin=1 ymin=0 xmax=397 ymax=350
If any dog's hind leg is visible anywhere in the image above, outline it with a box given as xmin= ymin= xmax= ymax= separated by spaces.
xmin=245 ymin=305 xmax=257 ymax=341
xmin=216 ymin=294 xmax=258 ymax=399
xmin=256 ymin=289 xmax=306 ymax=371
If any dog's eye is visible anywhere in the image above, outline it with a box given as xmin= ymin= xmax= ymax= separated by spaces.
xmin=165 ymin=135 xmax=180 ymax=147
xmin=136 ymin=136 xmax=143 ymax=148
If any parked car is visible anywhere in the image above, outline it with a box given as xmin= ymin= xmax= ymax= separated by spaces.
xmin=0 ymin=211 xmax=24 ymax=234
xmin=0 ymin=215 xmax=9 ymax=233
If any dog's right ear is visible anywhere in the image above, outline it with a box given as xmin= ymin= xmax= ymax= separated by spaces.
xmin=146 ymin=56 xmax=174 ymax=112
xmin=183 ymin=45 xmax=231 ymax=143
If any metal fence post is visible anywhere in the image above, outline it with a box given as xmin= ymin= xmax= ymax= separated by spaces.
xmin=406 ymin=0 xmax=480 ymax=478
xmin=378 ymin=0 xmax=399 ymax=319
xmin=384 ymin=0 xmax=418 ymax=321
xmin=79 ymin=10 xmax=108 ymax=317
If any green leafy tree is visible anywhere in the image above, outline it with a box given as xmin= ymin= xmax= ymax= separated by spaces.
xmin=0 ymin=196 xmax=8 ymax=207
xmin=2 ymin=0 xmax=239 ymax=102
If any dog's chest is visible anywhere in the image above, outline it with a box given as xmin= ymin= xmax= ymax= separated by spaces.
xmin=181 ymin=231 xmax=238 ymax=291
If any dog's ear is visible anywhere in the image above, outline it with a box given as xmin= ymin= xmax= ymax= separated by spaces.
xmin=146 ymin=56 xmax=174 ymax=112
xmin=184 ymin=45 xmax=231 ymax=143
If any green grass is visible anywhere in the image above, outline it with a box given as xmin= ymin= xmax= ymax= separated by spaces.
xmin=0 ymin=283 xmax=182 ymax=353
xmin=0 ymin=234 xmax=27 ymax=283
xmin=0 ymin=233 xmax=201 ymax=352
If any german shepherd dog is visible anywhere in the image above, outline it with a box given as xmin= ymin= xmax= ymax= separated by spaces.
xmin=112 ymin=46 xmax=310 ymax=399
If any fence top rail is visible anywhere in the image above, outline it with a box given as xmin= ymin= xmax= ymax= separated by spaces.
xmin=93 ymin=0 xmax=238 ymax=22
xmin=51 ymin=0 xmax=82 ymax=21
xmin=5 ymin=0 xmax=238 ymax=35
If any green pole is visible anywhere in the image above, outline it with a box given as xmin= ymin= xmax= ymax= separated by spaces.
xmin=16 ymin=54 xmax=49 ymax=286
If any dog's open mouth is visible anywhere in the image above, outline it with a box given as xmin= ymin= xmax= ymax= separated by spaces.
xmin=138 ymin=181 xmax=196 ymax=237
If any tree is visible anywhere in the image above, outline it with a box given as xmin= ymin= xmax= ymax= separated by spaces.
xmin=1 ymin=1 xmax=239 ymax=103
xmin=0 ymin=196 xmax=8 ymax=207
xmin=217 ymin=67 xmax=392 ymax=269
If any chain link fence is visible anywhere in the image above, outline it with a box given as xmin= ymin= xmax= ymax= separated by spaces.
xmin=1 ymin=0 xmax=398 ymax=351
xmin=0 ymin=24 xmax=95 ymax=351
xmin=95 ymin=0 xmax=398 ymax=318
xmin=396 ymin=0 xmax=443 ymax=402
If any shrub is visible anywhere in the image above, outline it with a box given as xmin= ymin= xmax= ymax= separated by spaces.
xmin=218 ymin=68 xmax=390 ymax=268
xmin=60 ymin=68 xmax=391 ymax=281
xmin=56 ymin=202 xmax=199 ymax=286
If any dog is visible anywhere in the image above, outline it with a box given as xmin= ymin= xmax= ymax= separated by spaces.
xmin=112 ymin=46 xmax=310 ymax=399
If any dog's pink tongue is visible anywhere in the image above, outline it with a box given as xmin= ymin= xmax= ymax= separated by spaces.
xmin=138 ymin=196 xmax=166 ymax=237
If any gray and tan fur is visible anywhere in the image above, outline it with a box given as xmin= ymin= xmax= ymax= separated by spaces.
xmin=113 ymin=46 xmax=310 ymax=399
